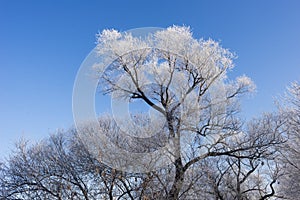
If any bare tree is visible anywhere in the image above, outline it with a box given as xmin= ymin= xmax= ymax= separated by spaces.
xmin=0 ymin=130 xmax=132 ymax=200
xmin=92 ymin=25 xmax=283 ymax=199
xmin=278 ymin=82 xmax=300 ymax=199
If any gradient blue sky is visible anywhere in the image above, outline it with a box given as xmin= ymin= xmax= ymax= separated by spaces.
xmin=1 ymin=0 xmax=300 ymax=157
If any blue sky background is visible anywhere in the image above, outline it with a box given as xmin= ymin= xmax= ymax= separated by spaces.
xmin=1 ymin=0 xmax=300 ymax=158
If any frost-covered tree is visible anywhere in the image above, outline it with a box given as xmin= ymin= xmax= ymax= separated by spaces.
xmin=0 ymin=129 xmax=152 ymax=200
xmin=91 ymin=26 xmax=283 ymax=199
xmin=278 ymin=82 xmax=300 ymax=199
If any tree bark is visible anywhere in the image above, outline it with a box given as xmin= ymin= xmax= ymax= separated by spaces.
xmin=167 ymin=136 xmax=184 ymax=200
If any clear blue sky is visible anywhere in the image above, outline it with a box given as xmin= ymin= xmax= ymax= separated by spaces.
xmin=1 ymin=0 xmax=300 ymax=157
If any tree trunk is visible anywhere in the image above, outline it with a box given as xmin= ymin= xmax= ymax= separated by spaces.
xmin=167 ymin=136 xmax=184 ymax=200
xmin=165 ymin=111 xmax=185 ymax=200
xmin=167 ymin=157 xmax=184 ymax=199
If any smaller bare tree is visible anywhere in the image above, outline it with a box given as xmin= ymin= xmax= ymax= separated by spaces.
xmin=277 ymin=82 xmax=300 ymax=199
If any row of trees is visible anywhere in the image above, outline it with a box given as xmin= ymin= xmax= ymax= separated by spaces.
xmin=0 ymin=26 xmax=299 ymax=199
xmin=1 ymin=107 xmax=298 ymax=199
